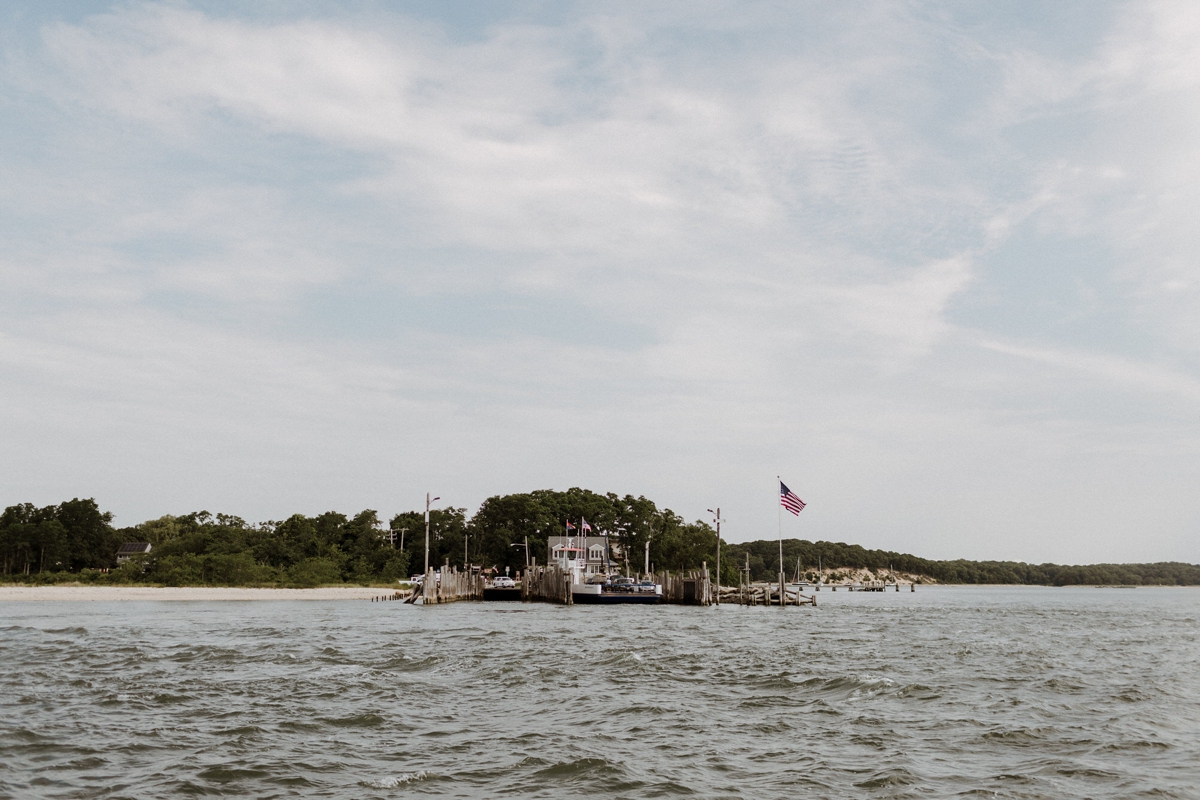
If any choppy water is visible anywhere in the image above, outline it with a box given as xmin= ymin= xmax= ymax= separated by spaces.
xmin=2 ymin=586 xmax=1199 ymax=799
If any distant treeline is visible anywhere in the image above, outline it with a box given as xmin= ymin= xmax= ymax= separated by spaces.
xmin=726 ymin=538 xmax=1200 ymax=587
xmin=2 ymin=493 xmax=1198 ymax=587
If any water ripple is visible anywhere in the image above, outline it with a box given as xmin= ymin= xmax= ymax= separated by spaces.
xmin=1 ymin=587 xmax=1199 ymax=798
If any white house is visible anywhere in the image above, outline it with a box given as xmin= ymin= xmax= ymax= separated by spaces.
xmin=116 ymin=542 xmax=152 ymax=564
xmin=547 ymin=535 xmax=612 ymax=575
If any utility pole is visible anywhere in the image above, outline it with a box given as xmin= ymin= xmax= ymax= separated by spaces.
xmin=744 ymin=551 xmax=750 ymax=604
xmin=398 ymin=527 xmax=408 ymax=551
xmin=424 ymin=493 xmax=440 ymax=575
xmin=707 ymin=507 xmax=724 ymax=606
xmin=616 ymin=523 xmax=630 ymax=577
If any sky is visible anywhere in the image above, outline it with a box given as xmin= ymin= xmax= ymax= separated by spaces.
xmin=2 ymin=1 xmax=1199 ymax=564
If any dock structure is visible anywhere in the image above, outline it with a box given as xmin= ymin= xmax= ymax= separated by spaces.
xmin=655 ymin=567 xmax=713 ymax=605
xmin=727 ymin=582 xmax=817 ymax=606
xmin=521 ymin=565 xmax=716 ymax=606
xmin=521 ymin=564 xmax=573 ymax=605
xmin=411 ymin=565 xmax=483 ymax=604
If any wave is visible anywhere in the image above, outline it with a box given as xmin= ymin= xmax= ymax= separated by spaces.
xmin=531 ymin=757 xmax=626 ymax=781
xmin=797 ymin=674 xmax=897 ymax=700
xmin=195 ymin=765 xmax=272 ymax=783
xmin=321 ymin=713 xmax=384 ymax=728
xmin=360 ymin=771 xmax=431 ymax=788
xmin=853 ymin=767 xmax=916 ymax=788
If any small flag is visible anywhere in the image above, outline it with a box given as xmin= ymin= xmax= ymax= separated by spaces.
xmin=780 ymin=481 xmax=806 ymax=516
xmin=566 ymin=521 xmax=576 ymax=531
xmin=582 ymin=518 xmax=593 ymax=532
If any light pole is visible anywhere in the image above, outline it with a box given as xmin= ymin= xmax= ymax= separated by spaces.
xmin=424 ymin=493 xmax=440 ymax=575
xmin=614 ymin=522 xmax=630 ymax=577
xmin=707 ymin=507 xmax=724 ymax=606
xmin=510 ymin=537 xmax=529 ymax=568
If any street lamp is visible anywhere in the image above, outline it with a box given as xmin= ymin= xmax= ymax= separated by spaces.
xmin=424 ymin=493 xmax=440 ymax=575
xmin=510 ymin=538 xmax=529 ymax=568
xmin=707 ymin=508 xmax=725 ymax=606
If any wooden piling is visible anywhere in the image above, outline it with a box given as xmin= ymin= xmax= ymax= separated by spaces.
xmin=410 ymin=565 xmax=483 ymax=604
xmin=520 ymin=564 xmax=572 ymax=605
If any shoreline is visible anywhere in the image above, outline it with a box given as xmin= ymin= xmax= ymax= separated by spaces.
xmin=0 ymin=586 xmax=392 ymax=602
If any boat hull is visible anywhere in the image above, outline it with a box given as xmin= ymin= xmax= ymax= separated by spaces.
xmin=571 ymin=591 xmax=660 ymax=604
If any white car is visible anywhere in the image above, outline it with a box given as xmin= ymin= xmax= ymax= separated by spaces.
xmin=492 ymin=576 xmax=516 ymax=589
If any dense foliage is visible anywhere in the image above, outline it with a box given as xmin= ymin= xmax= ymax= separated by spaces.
xmin=3 ymin=494 xmax=1198 ymax=586
xmin=723 ymin=538 xmax=1200 ymax=586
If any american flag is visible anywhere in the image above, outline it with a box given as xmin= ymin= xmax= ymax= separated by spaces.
xmin=780 ymin=481 xmax=806 ymax=515
xmin=582 ymin=518 xmax=593 ymax=532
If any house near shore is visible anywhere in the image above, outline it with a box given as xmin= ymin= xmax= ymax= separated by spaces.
xmin=116 ymin=542 xmax=152 ymax=564
xmin=547 ymin=536 xmax=613 ymax=576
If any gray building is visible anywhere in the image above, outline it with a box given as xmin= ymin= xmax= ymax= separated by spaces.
xmin=116 ymin=542 xmax=152 ymax=564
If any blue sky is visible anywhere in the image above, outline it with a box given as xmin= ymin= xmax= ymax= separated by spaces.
xmin=3 ymin=1 xmax=1198 ymax=562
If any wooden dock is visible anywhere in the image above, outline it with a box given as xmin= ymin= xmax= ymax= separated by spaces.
xmin=521 ymin=566 xmax=716 ymax=606
xmin=521 ymin=565 xmax=573 ymax=605
xmin=410 ymin=566 xmax=483 ymax=604
xmin=724 ymin=582 xmax=817 ymax=606
xmin=655 ymin=567 xmax=713 ymax=605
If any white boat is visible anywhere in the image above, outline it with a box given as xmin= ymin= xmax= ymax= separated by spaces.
xmin=548 ymin=535 xmax=662 ymax=604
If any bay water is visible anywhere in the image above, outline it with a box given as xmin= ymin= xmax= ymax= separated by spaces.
xmin=2 ymin=586 xmax=1198 ymax=798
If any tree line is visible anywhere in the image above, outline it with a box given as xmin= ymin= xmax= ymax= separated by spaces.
xmin=3 ymin=493 xmax=1198 ymax=587
xmin=725 ymin=538 xmax=1200 ymax=587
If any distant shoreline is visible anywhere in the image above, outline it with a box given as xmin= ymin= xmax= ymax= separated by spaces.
xmin=4 ymin=583 xmax=1194 ymax=603
xmin=0 ymin=586 xmax=391 ymax=602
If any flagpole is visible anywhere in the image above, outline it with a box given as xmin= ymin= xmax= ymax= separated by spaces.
xmin=777 ymin=475 xmax=784 ymax=606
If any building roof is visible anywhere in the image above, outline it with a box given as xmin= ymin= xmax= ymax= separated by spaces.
xmin=116 ymin=542 xmax=152 ymax=555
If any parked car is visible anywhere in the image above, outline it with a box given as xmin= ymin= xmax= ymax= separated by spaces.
xmin=492 ymin=576 xmax=516 ymax=589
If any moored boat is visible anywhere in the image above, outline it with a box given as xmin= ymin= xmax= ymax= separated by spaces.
xmin=547 ymin=525 xmax=662 ymax=604
xmin=572 ymin=576 xmax=662 ymax=604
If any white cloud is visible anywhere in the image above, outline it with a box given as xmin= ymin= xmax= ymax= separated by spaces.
xmin=984 ymin=339 xmax=1197 ymax=394
xmin=2 ymin=2 xmax=1198 ymax=563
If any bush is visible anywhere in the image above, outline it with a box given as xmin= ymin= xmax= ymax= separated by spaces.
xmin=286 ymin=558 xmax=343 ymax=587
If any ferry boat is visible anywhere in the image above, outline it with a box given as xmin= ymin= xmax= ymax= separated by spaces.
xmin=571 ymin=576 xmax=662 ymax=604
xmin=548 ymin=534 xmax=662 ymax=604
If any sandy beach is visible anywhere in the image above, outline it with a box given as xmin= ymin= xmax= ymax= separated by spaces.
xmin=0 ymin=586 xmax=392 ymax=602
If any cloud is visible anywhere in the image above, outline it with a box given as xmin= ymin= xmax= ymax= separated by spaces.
xmin=1 ymin=2 xmax=1197 ymax=563
xmin=986 ymin=0 xmax=1200 ymax=353
xmin=980 ymin=339 xmax=1200 ymax=403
